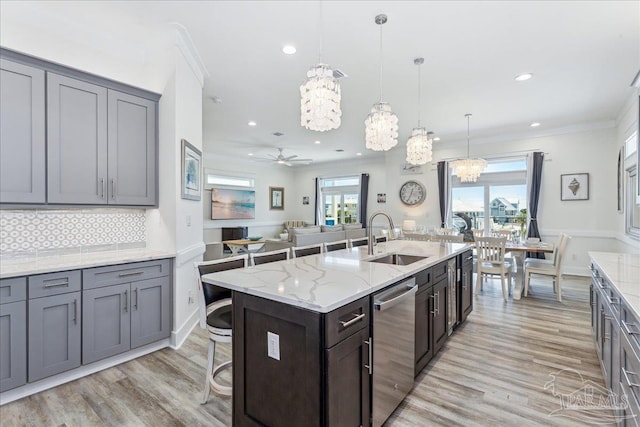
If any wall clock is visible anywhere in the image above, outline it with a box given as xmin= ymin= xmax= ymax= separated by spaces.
xmin=399 ymin=180 xmax=426 ymax=206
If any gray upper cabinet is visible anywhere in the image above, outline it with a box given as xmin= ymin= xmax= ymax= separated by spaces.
xmin=107 ymin=90 xmax=156 ymax=205
xmin=47 ymin=73 xmax=108 ymax=204
xmin=0 ymin=48 xmax=159 ymax=207
xmin=0 ymin=59 xmax=46 ymax=203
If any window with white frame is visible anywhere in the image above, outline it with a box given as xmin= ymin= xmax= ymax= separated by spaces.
xmin=206 ymin=174 xmax=254 ymax=188
xmin=626 ymin=131 xmax=640 ymax=239
xmin=451 ymin=158 xmax=528 ymax=236
xmin=319 ymin=176 xmax=361 ymax=225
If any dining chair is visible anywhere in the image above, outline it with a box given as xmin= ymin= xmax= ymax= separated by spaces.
xmin=431 ymin=234 xmax=464 ymax=243
xmin=324 ymin=239 xmax=349 ymax=252
xmin=474 ymin=236 xmax=511 ymax=302
xmin=403 ymin=233 xmax=430 ymax=241
xmin=194 ymin=254 xmax=248 ymax=403
xmin=438 ymin=228 xmax=457 ymax=235
xmin=524 ymin=233 xmax=566 ymax=268
xmin=375 ymin=235 xmax=388 ymax=243
xmin=524 ymin=234 xmax=571 ymax=302
xmin=471 ymin=229 xmax=484 ymax=238
xmin=349 ymin=237 xmax=369 ymax=248
xmin=492 ymin=230 xmax=516 ymax=268
xmin=250 ymin=248 xmax=290 ymax=266
xmin=292 ymin=243 xmax=323 ymax=258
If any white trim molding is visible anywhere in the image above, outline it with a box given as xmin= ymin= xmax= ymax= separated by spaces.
xmin=171 ymin=22 xmax=209 ymax=87
xmin=171 ymin=307 xmax=199 ymax=350
xmin=176 ymin=242 xmax=206 ymax=267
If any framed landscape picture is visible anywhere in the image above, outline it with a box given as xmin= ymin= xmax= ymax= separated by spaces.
xmin=211 ymin=188 xmax=256 ymax=219
xmin=181 ymin=139 xmax=202 ymax=201
xmin=561 ymin=173 xmax=589 ymax=201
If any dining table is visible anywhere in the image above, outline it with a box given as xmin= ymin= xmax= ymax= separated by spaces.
xmin=506 ymin=241 xmax=555 ymax=300
xmin=222 ymin=239 xmax=267 ymax=255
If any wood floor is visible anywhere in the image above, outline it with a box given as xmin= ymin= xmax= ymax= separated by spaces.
xmin=0 ymin=275 xmax=609 ymax=427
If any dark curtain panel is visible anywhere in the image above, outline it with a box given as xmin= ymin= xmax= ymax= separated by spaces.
xmin=437 ymin=161 xmax=446 ymax=228
xmin=359 ymin=173 xmax=369 ymax=227
xmin=527 ymin=152 xmax=545 ymax=258
xmin=314 ymin=177 xmax=319 ymax=225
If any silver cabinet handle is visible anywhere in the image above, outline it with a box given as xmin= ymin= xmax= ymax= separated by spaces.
xmin=364 ymin=338 xmax=372 ymax=375
xmin=604 ymin=333 xmax=610 ymax=341
xmin=374 ymin=284 xmax=417 ymax=311
xmin=340 ymin=313 xmax=365 ymax=328
xmin=98 ymin=178 xmax=104 ymax=199
xmin=44 ymin=280 xmax=69 ymax=288
xmin=123 ymin=290 xmax=128 ymax=312
xmin=73 ymin=299 xmax=77 ymax=324
xmin=462 ymin=272 xmax=468 ymax=290
xmin=111 ymin=179 xmax=116 ymax=199
xmin=623 ymin=369 xmax=640 ymax=388
xmin=134 ymin=288 xmax=138 ymax=310
xmin=430 ymin=294 xmax=437 ymax=316
xmin=118 ymin=271 xmax=144 ymax=277
xmin=604 ymin=314 xmax=613 ymax=321
xmin=466 ymin=255 xmax=473 ymax=261
xmin=606 ymin=294 xmax=619 ymax=305
xmin=622 ymin=321 xmax=640 ymax=335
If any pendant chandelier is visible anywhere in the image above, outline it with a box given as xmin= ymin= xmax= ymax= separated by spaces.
xmin=300 ymin=2 xmax=341 ymax=132
xmin=450 ymin=114 xmax=487 ymax=182
xmin=406 ymin=57 xmax=432 ymax=165
xmin=365 ymin=14 xmax=398 ymax=151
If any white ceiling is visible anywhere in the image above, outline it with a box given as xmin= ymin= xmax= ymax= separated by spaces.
xmin=3 ymin=1 xmax=639 ymax=165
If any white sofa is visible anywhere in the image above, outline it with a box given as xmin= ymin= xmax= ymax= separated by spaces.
xmin=265 ymin=224 xmax=367 ymax=251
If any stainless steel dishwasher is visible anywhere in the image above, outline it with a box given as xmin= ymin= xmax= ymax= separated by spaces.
xmin=372 ymin=277 xmax=417 ymax=427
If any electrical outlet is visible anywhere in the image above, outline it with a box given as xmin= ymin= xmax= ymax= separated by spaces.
xmin=267 ymin=331 xmax=280 ymax=360
xmin=186 ymin=215 xmax=192 ymax=227
xmin=188 ymin=290 xmax=194 ymax=304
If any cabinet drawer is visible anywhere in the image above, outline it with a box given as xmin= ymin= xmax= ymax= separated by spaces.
xmin=461 ymin=250 xmax=474 ymax=266
xmin=0 ymin=277 xmax=26 ymax=304
xmin=28 ymin=271 xmax=81 ymax=299
xmin=83 ymin=259 xmax=171 ymax=290
xmin=621 ymin=333 xmax=640 ymax=425
xmin=414 ymin=268 xmax=431 ymax=290
xmin=621 ymin=302 xmax=640 ymax=354
xmin=325 ymin=296 xmax=370 ymax=348
xmin=431 ymin=260 xmax=449 ymax=282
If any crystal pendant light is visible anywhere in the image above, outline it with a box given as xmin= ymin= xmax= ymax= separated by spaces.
xmin=300 ymin=2 xmax=341 ymax=132
xmin=406 ymin=57 xmax=432 ymax=165
xmin=450 ymin=114 xmax=487 ymax=182
xmin=365 ymin=14 xmax=399 ymax=151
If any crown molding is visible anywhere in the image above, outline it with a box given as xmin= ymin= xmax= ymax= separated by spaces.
xmin=171 ymin=22 xmax=209 ymax=88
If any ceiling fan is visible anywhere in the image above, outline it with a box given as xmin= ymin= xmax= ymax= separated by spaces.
xmin=251 ymin=148 xmax=313 ymax=166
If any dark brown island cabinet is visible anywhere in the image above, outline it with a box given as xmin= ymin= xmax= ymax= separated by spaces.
xmin=231 ymin=249 xmax=473 ymax=426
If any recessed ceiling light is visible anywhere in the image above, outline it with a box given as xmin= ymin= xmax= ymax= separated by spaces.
xmin=248 ymin=153 xmax=253 ymax=156
xmin=433 ymin=137 xmax=441 ymax=141
xmin=314 ymin=140 xmax=321 ymax=144
xmin=248 ymin=121 xmax=257 ymax=127
xmin=515 ymin=73 xmax=533 ymax=82
xmin=356 ymin=152 xmax=362 ymax=156
xmin=282 ymin=45 xmax=296 ymax=55
xmin=530 ymin=122 xmax=541 ymax=127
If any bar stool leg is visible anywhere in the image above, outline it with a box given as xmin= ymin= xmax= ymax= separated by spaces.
xmin=201 ymin=339 xmax=215 ymax=404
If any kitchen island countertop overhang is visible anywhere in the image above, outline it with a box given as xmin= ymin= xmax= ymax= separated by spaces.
xmin=202 ymin=240 xmax=471 ymax=313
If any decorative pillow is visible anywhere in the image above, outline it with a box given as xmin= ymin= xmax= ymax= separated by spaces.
xmin=342 ymin=223 xmax=362 ymax=230
xmin=321 ymin=224 xmax=343 ymax=232
xmin=289 ymin=226 xmax=321 ymax=241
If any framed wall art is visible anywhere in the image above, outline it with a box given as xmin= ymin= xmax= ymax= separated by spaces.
xmin=561 ymin=173 xmax=589 ymax=201
xmin=270 ymin=187 xmax=284 ymax=210
xmin=181 ymin=139 xmax=202 ymax=201
xmin=211 ymin=188 xmax=256 ymax=219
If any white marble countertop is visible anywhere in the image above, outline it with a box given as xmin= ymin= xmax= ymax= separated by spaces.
xmin=203 ymin=240 xmax=471 ymax=313
xmin=589 ymin=251 xmax=640 ymax=319
xmin=0 ymin=248 xmax=175 ymax=278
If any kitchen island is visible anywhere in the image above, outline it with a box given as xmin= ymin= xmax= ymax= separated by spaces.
xmin=203 ymin=240 xmax=472 ymax=426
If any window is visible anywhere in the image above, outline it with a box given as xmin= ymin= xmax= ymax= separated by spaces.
xmin=452 ymin=158 xmax=528 ymax=236
xmin=206 ymin=174 xmax=254 ymax=188
xmin=626 ymin=167 xmax=640 ymax=239
xmin=319 ymin=175 xmax=361 ymax=225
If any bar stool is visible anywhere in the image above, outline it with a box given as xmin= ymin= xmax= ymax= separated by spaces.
xmin=194 ymin=254 xmax=248 ymax=404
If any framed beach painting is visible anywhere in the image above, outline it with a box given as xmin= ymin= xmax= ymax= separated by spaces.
xmin=211 ymin=188 xmax=256 ymax=219
xmin=181 ymin=139 xmax=202 ymax=201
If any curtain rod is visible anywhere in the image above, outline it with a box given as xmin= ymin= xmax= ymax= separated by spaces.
xmin=435 ymin=149 xmax=549 ymax=163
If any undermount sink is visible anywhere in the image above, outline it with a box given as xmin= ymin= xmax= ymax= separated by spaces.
xmin=366 ymin=253 xmax=428 ymax=266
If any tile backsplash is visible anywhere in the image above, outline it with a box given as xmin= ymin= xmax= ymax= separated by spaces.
xmin=0 ymin=209 xmax=146 ymax=258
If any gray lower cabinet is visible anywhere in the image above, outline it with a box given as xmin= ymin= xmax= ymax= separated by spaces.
xmin=0 ymin=300 xmax=27 ymax=392
xmin=47 ymin=72 xmax=108 ymax=205
xmin=83 ymin=262 xmax=171 ymax=364
xmin=0 ymin=59 xmax=46 ymax=204
xmin=28 ymin=291 xmax=82 ymax=382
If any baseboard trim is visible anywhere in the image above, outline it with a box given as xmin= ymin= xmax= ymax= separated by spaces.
xmin=0 ymin=339 xmax=170 ymax=406
xmin=171 ymin=307 xmax=199 ymax=349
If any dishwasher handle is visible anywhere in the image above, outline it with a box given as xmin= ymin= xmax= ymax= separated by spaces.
xmin=374 ymin=280 xmax=417 ymax=311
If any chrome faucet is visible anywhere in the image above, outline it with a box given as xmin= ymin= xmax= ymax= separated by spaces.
xmin=368 ymin=211 xmax=395 ymax=255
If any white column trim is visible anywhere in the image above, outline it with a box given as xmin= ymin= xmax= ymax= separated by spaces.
xmin=176 ymin=242 xmax=205 ymax=267
xmin=171 ymin=22 xmax=209 ymax=88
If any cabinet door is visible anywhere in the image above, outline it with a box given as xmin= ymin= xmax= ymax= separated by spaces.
xmin=0 ymin=59 xmax=46 ymax=203
xmin=83 ymin=283 xmax=130 ymax=364
xmin=107 ymin=90 xmax=156 ymax=206
xmin=415 ymin=287 xmax=432 ymax=376
xmin=459 ymin=261 xmax=473 ymax=323
xmin=130 ymin=276 xmax=170 ymax=349
xmin=325 ymin=327 xmax=370 ymax=427
xmin=28 ymin=292 xmax=81 ymax=381
xmin=47 ymin=72 xmax=108 ymax=204
xmin=0 ymin=301 xmax=27 ymax=392
xmin=432 ymin=278 xmax=448 ymax=355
